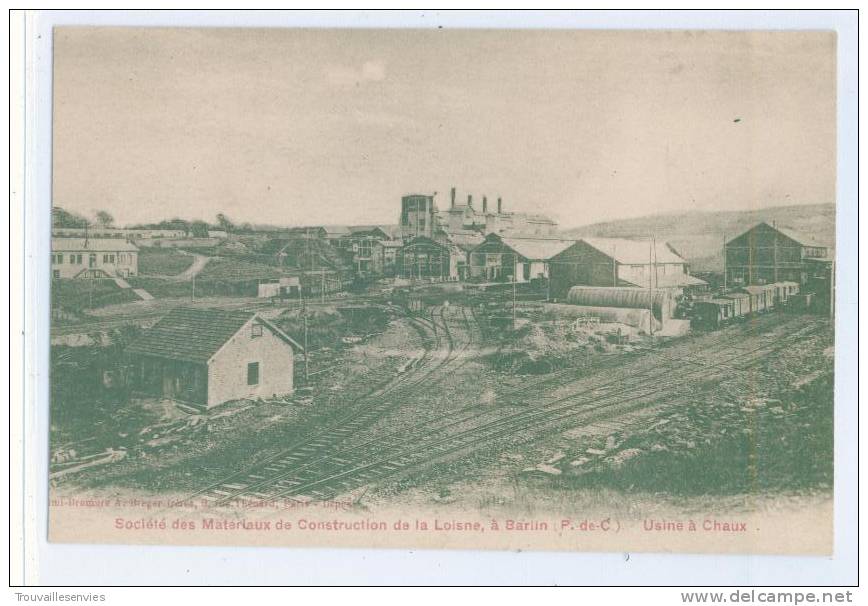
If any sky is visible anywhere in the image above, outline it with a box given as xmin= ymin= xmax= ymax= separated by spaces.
xmin=53 ymin=28 xmax=836 ymax=230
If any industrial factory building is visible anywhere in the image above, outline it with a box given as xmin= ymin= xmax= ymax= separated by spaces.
xmin=548 ymin=237 xmax=703 ymax=299
xmin=399 ymin=189 xmax=559 ymax=243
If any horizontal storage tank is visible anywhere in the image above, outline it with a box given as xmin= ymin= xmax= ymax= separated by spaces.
xmin=566 ymin=286 xmax=674 ymax=320
xmin=544 ymin=303 xmax=659 ymax=332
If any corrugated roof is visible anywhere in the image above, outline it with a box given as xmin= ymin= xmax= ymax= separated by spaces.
xmin=730 ymin=222 xmax=833 ymax=249
xmin=580 ymin=237 xmax=686 ymax=265
xmin=623 ymin=273 xmax=708 ymax=288
xmin=499 ymin=237 xmax=576 ymax=260
xmin=52 ymin=238 xmax=139 ymax=252
xmin=773 ymin=225 xmax=832 ymax=248
xmin=126 ymin=307 xmax=300 ymax=364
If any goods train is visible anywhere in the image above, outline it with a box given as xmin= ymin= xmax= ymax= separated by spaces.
xmin=690 ymin=281 xmax=800 ymax=330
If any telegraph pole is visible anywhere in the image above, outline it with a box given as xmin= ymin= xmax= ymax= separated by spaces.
xmin=830 ymin=258 xmax=835 ymax=320
xmin=648 ymin=236 xmax=654 ymax=336
xmin=303 ymin=227 xmax=310 ymax=383
xmin=303 ymin=314 xmax=309 ymax=383
xmin=512 ymin=253 xmax=517 ymax=330
xmin=723 ymin=233 xmax=727 ymax=292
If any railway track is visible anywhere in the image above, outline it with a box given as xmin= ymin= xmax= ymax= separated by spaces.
xmin=190 ymin=313 xmax=825 ymax=507
xmin=255 ymin=317 xmax=828 ymax=503
xmin=184 ymin=303 xmax=481 ymax=506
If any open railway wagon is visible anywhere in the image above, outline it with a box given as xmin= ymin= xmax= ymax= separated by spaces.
xmin=691 ymin=297 xmax=740 ymax=330
xmin=690 ymin=281 xmax=802 ymax=329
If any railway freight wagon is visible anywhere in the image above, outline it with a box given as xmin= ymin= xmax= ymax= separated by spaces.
xmin=737 ymin=285 xmax=777 ymax=313
xmin=691 ymin=299 xmax=736 ymax=330
xmin=690 ymin=281 xmax=799 ymax=329
xmin=773 ymin=281 xmax=800 ymax=305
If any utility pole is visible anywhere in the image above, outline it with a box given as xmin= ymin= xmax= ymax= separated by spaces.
xmin=512 ymin=253 xmax=517 ymax=330
xmin=303 ymin=314 xmax=309 ymax=384
xmin=830 ymin=258 xmax=835 ymax=320
xmin=723 ymin=233 xmax=727 ymax=292
xmin=773 ymin=234 xmax=778 ymax=283
xmin=303 ymin=227 xmax=310 ymax=383
xmin=648 ymin=236 xmax=654 ymax=336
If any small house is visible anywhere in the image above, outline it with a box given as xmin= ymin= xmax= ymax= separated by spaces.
xmin=126 ymin=307 xmax=303 ymax=408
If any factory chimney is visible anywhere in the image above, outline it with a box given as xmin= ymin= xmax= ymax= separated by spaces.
xmin=467 ymin=194 xmax=473 ymax=209
xmin=483 ymin=196 xmax=488 ymax=213
xmin=450 ymin=187 xmax=456 ymax=209
xmin=497 ymin=197 xmax=503 ymax=213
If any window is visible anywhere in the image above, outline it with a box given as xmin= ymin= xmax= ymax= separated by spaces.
xmin=53 ymin=270 xmax=60 ymax=279
xmin=251 ymin=324 xmax=263 ymax=338
xmin=247 ymin=362 xmax=260 ymax=385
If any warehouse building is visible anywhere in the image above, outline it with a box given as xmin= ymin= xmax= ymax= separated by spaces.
xmin=468 ymin=233 xmax=576 ymax=283
xmin=548 ymin=237 xmax=701 ymax=299
xmin=724 ymin=222 xmax=831 ymax=287
xmin=397 ymin=236 xmax=466 ymax=281
xmin=126 ymin=307 xmax=303 ymax=408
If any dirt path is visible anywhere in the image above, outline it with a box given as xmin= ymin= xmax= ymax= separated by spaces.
xmin=173 ymin=252 xmax=210 ymax=281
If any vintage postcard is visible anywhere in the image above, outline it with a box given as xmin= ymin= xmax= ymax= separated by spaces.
xmin=47 ymin=26 xmax=837 ymax=555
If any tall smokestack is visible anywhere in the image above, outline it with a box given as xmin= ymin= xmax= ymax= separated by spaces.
xmin=497 ymin=197 xmax=502 ymax=213
xmin=467 ymin=194 xmax=473 ymax=209
xmin=483 ymin=196 xmax=488 ymax=213
xmin=450 ymin=187 xmax=456 ymax=209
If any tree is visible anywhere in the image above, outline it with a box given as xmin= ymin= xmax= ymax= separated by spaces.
xmin=190 ymin=220 xmax=210 ymax=238
xmin=216 ymin=213 xmax=235 ymax=233
xmin=94 ymin=210 xmax=115 ymax=227
xmin=52 ymin=206 xmax=89 ymax=228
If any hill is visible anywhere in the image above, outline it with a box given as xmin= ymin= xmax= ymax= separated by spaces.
xmin=560 ymin=203 xmax=835 ymax=272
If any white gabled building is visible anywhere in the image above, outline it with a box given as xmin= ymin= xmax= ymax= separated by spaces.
xmin=51 ymin=238 xmax=139 ymax=279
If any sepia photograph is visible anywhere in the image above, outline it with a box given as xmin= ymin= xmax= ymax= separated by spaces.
xmin=30 ymin=17 xmax=848 ymax=569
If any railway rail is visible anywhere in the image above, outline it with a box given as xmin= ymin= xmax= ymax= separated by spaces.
xmin=184 ymin=303 xmax=481 ymax=506
xmin=257 ymin=317 xmax=828 ymax=503
xmin=187 ymin=313 xmax=826 ymax=507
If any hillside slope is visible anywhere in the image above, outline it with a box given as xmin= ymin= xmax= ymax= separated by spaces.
xmin=560 ymin=203 xmax=835 ymax=271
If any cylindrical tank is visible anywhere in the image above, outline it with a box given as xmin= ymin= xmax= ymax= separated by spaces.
xmin=566 ymin=286 xmax=673 ymax=320
xmin=545 ymin=303 xmax=658 ymax=331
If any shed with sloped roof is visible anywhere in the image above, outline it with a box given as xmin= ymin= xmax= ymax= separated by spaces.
xmin=126 ymin=307 xmax=302 ymax=408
